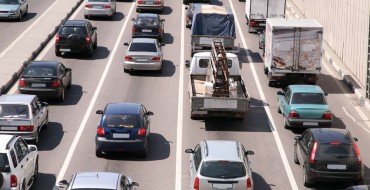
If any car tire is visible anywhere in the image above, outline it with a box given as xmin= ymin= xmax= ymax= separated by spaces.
xmin=86 ymin=48 xmax=93 ymax=57
xmin=84 ymin=14 xmax=88 ymax=19
xmin=0 ymin=172 xmax=3 ymax=188
xmin=303 ymin=166 xmax=313 ymax=187
xmin=283 ymin=115 xmax=290 ymax=129
xmin=25 ymin=6 xmax=28 ymax=15
xmin=18 ymin=11 xmax=22 ymax=21
xmin=96 ymin=148 xmax=103 ymax=158
xmin=59 ymin=89 xmax=65 ymax=102
xmin=136 ymin=8 xmax=140 ymax=13
xmin=33 ymin=158 xmax=39 ymax=182
xmin=55 ymin=49 xmax=62 ymax=57
xmin=67 ymin=76 xmax=72 ymax=89
xmin=44 ymin=114 xmax=49 ymax=128
xmin=294 ymin=145 xmax=300 ymax=164
xmin=277 ymin=103 xmax=281 ymax=114
xmin=139 ymin=140 xmax=149 ymax=158
xmin=30 ymin=132 xmax=39 ymax=145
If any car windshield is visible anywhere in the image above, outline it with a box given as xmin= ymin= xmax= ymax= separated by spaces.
xmin=0 ymin=104 xmax=29 ymax=119
xmin=104 ymin=114 xmax=139 ymax=128
xmin=291 ymin=92 xmax=326 ymax=104
xmin=200 ymin=161 xmax=246 ymax=179
xmin=136 ymin=17 xmax=159 ymax=26
xmin=317 ymin=143 xmax=356 ymax=158
xmin=0 ymin=0 xmax=19 ymax=5
xmin=23 ymin=66 xmax=56 ymax=77
xmin=60 ymin=26 xmax=86 ymax=35
xmin=129 ymin=42 xmax=157 ymax=52
xmin=0 ymin=153 xmax=9 ymax=170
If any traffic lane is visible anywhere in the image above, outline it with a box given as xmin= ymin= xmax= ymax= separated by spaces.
xmin=27 ymin=2 xmax=134 ymax=189
xmin=0 ymin=0 xmax=56 ymax=52
xmin=58 ymin=1 xmax=182 ymax=190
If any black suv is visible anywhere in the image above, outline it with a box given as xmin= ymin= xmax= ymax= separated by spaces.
xmin=55 ymin=20 xmax=97 ymax=57
xmin=294 ymin=128 xmax=364 ymax=187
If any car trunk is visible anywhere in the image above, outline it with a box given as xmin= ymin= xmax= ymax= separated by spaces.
xmin=104 ymin=126 xmax=139 ymax=140
xmin=21 ymin=77 xmax=59 ymax=89
xmin=291 ymin=104 xmax=330 ymax=118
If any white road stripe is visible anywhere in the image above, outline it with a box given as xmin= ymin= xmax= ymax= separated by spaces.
xmin=227 ymin=0 xmax=299 ymax=189
xmin=175 ymin=4 xmax=185 ymax=190
xmin=55 ymin=2 xmax=136 ymax=183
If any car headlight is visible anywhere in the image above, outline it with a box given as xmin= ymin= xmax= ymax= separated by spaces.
xmin=9 ymin=10 xmax=19 ymax=15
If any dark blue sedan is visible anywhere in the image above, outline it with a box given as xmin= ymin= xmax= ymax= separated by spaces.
xmin=95 ymin=102 xmax=153 ymax=158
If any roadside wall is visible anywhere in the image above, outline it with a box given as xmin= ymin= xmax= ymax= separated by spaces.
xmin=291 ymin=0 xmax=370 ymax=89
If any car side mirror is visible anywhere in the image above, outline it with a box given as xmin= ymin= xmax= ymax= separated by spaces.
xmin=294 ymin=136 xmax=301 ymax=140
xmin=324 ymin=92 xmax=328 ymax=96
xmin=58 ymin=180 xmax=69 ymax=187
xmin=160 ymin=43 xmax=165 ymax=47
xmin=3 ymin=164 xmax=10 ymax=172
xmin=42 ymin=102 xmax=49 ymax=106
xmin=185 ymin=149 xmax=194 ymax=154
xmin=185 ymin=60 xmax=190 ymax=68
xmin=92 ymin=27 xmax=97 ymax=30
xmin=354 ymin=137 xmax=358 ymax=142
xmin=147 ymin=111 xmax=154 ymax=116
xmin=124 ymin=42 xmax=129 ymax=46
xmin=131 ymin=18 xmax=135 ymax=21
xmin=96 ymin=110 xmax=103 ymax=114
xmin=239 ymin=61 xmax=242 ymax=69
xmin=131 ymin=182 xmax=139 ymax=187
xmin=245 ymin=150 xmax=254 ymax=155
xmin=185 ymin=7 xmax=188 ymax=9
xmin=161 ymin=19 xmax=165 ymax=22
xmin=29 ymin=145 xmax=37 ymax=152
xmin=66 ymin=68 xmax=72 ymax=72
xmin=277 ymin=91 xmax=284 ymax=95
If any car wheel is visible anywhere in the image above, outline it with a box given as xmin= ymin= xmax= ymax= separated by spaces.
xmin=124 ymin=68 xmax=130 ymax=73
xmin=96 ymin=147 xmax=103 ymax=158
xmin=264 ymin=67 xmax=268 ymax=75
xmin=84 ymin=14 xmax=88 ymax=19
xmin=93 ymin=39 xmax=97 ymax=49
xmin=294 ymin=145 xmax=300 ymax=164
xmin=33 ymin=158 xmax=39 ymax=182
xmin=55 ymin=49 xmax=62 ymax=57
xmin=59 ymin=89 xmax=65 ymax=102
xmin=18 ymin=11 xmax=22 ymax=21
xmin=303 ymin=166 xmax=313 ymax=187
xmin=86 ymin=48 xmax=93 ymax=57
xmin=67 ymin=76 xmax=72 ymax=89
xmin=283 ymin=115 xmax=290 ymax=129
xmin=277 ymin=103 xmax=281 ymax=114
xmin=0 ymin=172 xmax=4 ymax=188
xmin=136 ymin=8 xmax=140 ymax=13
xmin=30 ymin=132 xmax=39 ymax=145
xmin=25 ymin=6 xmax=28 ymax=15
xmin=139 ymin=140 xmax=149 ymax=158
xmin=44 ymin=114 xmax=49 ymax=128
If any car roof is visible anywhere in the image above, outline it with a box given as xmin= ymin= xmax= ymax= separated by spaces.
xmin=0 ymin=94 xmax=36 ymax=104
xmin=131 ymin=38 xmax=157 ymax=43
xmin=0 ymin=135 xmax=15 ymax=153
xmin=104 ymin=102 xmax=141 ymax=115
xmin=310 ymin=128 xmax=353 ymax=143
xmin=203 ymin=140 xmax=242 ymax=162
xmin=28 ymin=61 xmax=59 ymax=67
xmin=71 ymin=172 xmax=120 ymax=189
xmin=137 ymin=13 xmax=158 ymax=18
xmin=63 ymin=20 xmax=87 ymax=26
xmin=288 ymin=85 xmax=323 ymax=93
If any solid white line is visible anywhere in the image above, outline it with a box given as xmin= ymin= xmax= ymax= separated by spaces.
xmin=0 ymin=0 xmax=61 ymax=58
xmin=175 ymin=4 xmax=185 ymax=190
xmin=342 ymin=107 xmax=357 ymax=123
xmin=55 ymin=2 xmax=135 ymax=183
xmin=227 ymin=0 xmax=299 ymax=189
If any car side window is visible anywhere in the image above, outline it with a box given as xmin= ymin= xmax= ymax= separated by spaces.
xmin=284 ymin=89 xmax=292 ymax=104
xmin=120 ymin=176 xmax=130 ymax=190
xmin=59 ymin=63 xmax=66 ymax=75
xmin=14 ymin=141 xmax=25 ymax=162
xmin=18 ymin=139 xmax=30 ymax=156
xmin=87 ymin=22 xmax=93 ymax=34
xmin=303 ymin=132 xmax=313 ymax=150
xmin=32 ymin=101 xmax=40 ymax=115
xmin=9 ymin=149 xmax=18 ymax=168
xmin=193 ymin=144 xmax=202 ymax=170
xmin=35 ymin=99 xmax=43 ymax=110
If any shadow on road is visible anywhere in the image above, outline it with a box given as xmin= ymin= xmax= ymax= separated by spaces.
xmin=87 ymin=12 xmax=124 ymax=22
xmin=30 ymin=172 xmax=57 ymax=190
xmin=252 ymin=172 xmax=273 ymax=190
xmin=37 ymin=122 xmax=64 ymax=151
xmin=60 ymin=46 xmax=110 ymax=60
xmin=46 ymin=84 xmax=84 ymax=106
xmin=126 ymin=60 xmax=176 ymax=77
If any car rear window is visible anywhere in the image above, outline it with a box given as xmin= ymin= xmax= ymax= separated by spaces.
xmin=200 ymin=161 xmax=246 ymax=179
xmin=104 ymin=115 xmax=139 ymax=128
xmin=0 ymin=104 xmax=29 ymax=119
xmin=317 ymin=143 xmax=356 ymax=158
xmin=129 ymin=42 xmax=157 ymax=52
xmin=60 ymin=26 xmax=86 ymax=35
xmin=23 ymin=66 xmax=56 ymax=77
xmin=291 ymin=92 xmax=326 ymax=104
xmin=136 ymin=17 xmax=159 ymax=26
xmin=0 ymin=153 xmax=9 ymax=170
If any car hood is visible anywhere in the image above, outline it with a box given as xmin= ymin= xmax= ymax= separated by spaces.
xmin=0 ymin=4 xmax=20 ymax=11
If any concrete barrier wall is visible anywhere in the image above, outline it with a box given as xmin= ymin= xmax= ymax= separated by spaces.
xmin=291 ymin=0 xmax=370 ymax=87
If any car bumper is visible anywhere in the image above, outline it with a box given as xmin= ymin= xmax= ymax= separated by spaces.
xmin=56 ymin=45 xmax=91 ymax=53
xmin=308 ymin=168 xmax=364 ymax=183
xmin=286 ymin=118 xmax=332 ymax=128
xmin=136 ymin=4 xmax=163 ymax=11
xmin=0 ymin=13 xmax=20 ymax=19
xmin=0 ymin=131 xmax=38 ymax=141
xmin=124 ymin=61 xmax=162 ymax=71
xmin=84 ymin=9 xmax=114 ymax=17
xmin=19 ymin=88 xmax=63 ymax=99
xmin=96 ymin=137 xmax=147 ymax=152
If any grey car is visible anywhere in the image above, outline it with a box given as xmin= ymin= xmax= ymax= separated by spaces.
xmin=185 ymin=140 xmax=254 ymax=190
xmin=84 ymin=0 xmax=116 ymax=19
xmin=136 ymin=0 xmax=164 ymax=13
xmin=0 ymin=0 xmax=28 ymax=20
xmin=123 ymin=38 xmax=164 ymax=73
xmin=0 ymin=94 xmax=48 ymax=144
xmin=55 ymin=172 xmax=139 ymax=190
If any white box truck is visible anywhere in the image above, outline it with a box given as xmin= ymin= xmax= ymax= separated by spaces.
xmin=244 ymin=0 xmax=286 ymax=33
xmin=264 ymin=18 xmax=324 ymax=87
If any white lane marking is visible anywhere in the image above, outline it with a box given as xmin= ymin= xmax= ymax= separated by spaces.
xmin=342 ymin=107 xmax=366 ymax=129
xmin=228 ymin=0 xmax=299 ymax=189
xmin=55 ymin=2 xmax=135 ymax=183
xmin=175 ymin=4 xmax=185 ymax=190
xmin=0 ymin=0 xmax=61 ymax=58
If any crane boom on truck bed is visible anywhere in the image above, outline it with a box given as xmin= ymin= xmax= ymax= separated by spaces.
xmin=208 ymin=41 xmax=230 ymax=97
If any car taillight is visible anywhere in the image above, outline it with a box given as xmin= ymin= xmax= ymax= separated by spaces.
xmin=322 ymin=111 xmax=332 ymax=119
xmin=19 ymin=125 xmax=34 ymax=131
xmin=11 ymin=175 xmax=17 ymax=187
xmin=56 ymin=34 xmax=60 ymax=43
xmin=85 ymin=4 xmax=93 ymax=8
xmin=250 ymin=20 xmax=257 ymax=26
xmin=137 ymin=0 xmax=144 ymax=4
xmin=247 ymin=178 xmax=252 ymax=189
xmin=97 ymin=127 xmax=105 ymax=136
xmin=52 ymin=79 xmax=61 ymax=87
xmin=86 ymin=35 xmax=91 ymax=44
xmin=330 ymin=142 xmax=341 ymax=145
xmin=103 ymin=5 xmax=111 ymax=8
xmin=152 ymin=57 xmax=160 ymax=61
xmin=353 ymin=143 xmax=362 ymax=165
xmin=193 ymin=177 xmax=199 ymax=190
xmin=18 ymin=79 xmax=26 ymax=87
xmin=154 ymin=1 xmax=161 ymax=4
xmin=309 ymin=142 xmax=317 ymax=164
xmin=158 ymin=28 xmax=162 ymax=33
xmin=138 ymin=128 xmax=146 ymax=137
xmin=288 ymin=110 xmax=299 ymax=118
xmin=132 ymin=27 xmax=135 ymax=33
xmin=125 ymin=56 xmax=133 ymax=61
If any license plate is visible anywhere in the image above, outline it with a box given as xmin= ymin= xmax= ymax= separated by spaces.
xmin=145 ymin=1 xmax=153 ymax=4
xmin=136 ymin=58 xmax=148 ymax=62
xmin=112 ymin=133 xmax=130 ymax=138
xmin=212 ymin=183 xmax=233 ymax=189
xmin=60 ymin=48 xmax=71 ymax=52
xmin=259 ymin=23 xmax=266 ymax=26
xmin=31 ymin=83 xmax=46 ymax=87
xmin=1 ymin=126 xmax=17 ymax=131
xmin=303 ymin=122 xmax=318 ymax=126
xmin=327 ymin=164 xmax=346 ymax=170
xmin=94 ymin=5 xmax=103 ymax=8
xmin=142 ymin=29 xmax=152 ymax=32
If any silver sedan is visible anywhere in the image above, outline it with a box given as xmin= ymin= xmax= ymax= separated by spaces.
xmin=136 ymin=0 xmax=164 ymax=13
xmin=84 ymin=0 xmax=116 ymax=19
xmin=0 ymin=0 xmax=28 ymax=20
xmin=123 ymin=38 xmax=164 ymax=73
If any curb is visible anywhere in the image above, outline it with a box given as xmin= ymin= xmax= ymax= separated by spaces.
xmin=0 ymin=0 xmax=84 ymax=95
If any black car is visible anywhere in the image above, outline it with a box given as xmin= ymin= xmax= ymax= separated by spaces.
xmin=183 ymin=0 xmax=209 ymax=5
xmin=131 ymin=13 xmax=165 ymax=42
xmin=18 ymin=61 xmax=72 ymax=101
xmin=294 ymin=128 xmax=364 ymax=187
xmin=55 ymin=20 xmax=97 ymax=57
xmin=185 ymin=3 xmax=207 ymax=28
